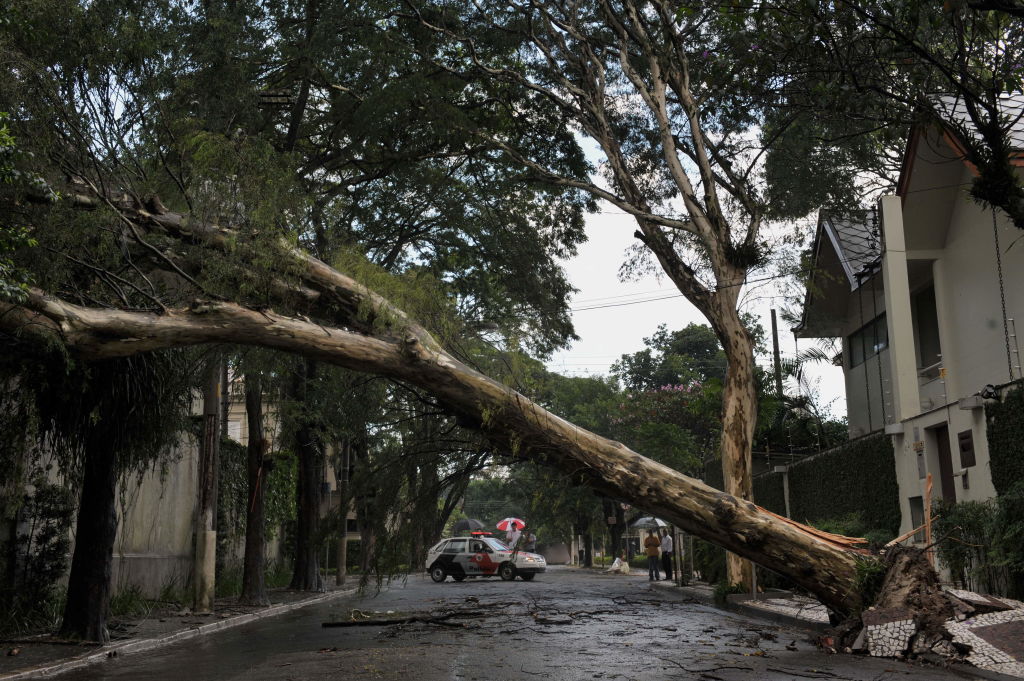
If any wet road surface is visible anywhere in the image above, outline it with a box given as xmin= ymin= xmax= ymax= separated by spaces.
xmin=57 ymin=566 xmax=985 ymax=680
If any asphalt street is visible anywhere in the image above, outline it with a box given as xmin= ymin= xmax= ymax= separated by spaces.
xmin=54 ymin=566 xmax=987 ymax=681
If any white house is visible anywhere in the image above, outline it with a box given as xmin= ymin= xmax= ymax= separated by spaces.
xmin=797 ymin=97 xmax=1024 ymax=541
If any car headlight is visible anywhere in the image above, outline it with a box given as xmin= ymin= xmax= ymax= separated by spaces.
xmin=523 ymin=556 xmax=536 ymax=562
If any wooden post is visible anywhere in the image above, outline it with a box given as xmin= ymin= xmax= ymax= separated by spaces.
xmin=674 ymin=528 xmax=683 ymax=585
xmin=924 ymin=473 xmax=934 ymax=568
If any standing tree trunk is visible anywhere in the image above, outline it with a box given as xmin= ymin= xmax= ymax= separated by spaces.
xmin=239 ymin=376 xmax=269 ymax=605
xmin=715 ymin=298 xmax=758 ymax=588
xmin=290 ymin=421 xmax=323 ymax=590
xmin=603 ymin=498 xmax=625 ymax=559
xmin=289 ymin=360 xmax=323 ymax=591
xmin=193 ymin=359 xmax=221 ymax=612
xmin=59 ymin=442 xmax=117 ymax=642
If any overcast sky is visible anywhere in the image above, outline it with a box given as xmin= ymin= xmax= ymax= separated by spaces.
xmin=545 ymin=204 xmax=849 ymax=421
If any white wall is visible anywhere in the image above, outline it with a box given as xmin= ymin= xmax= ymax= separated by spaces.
xmin=112 ymin=440 xmax=198 ymax=597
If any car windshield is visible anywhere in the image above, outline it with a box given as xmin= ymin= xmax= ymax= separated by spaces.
xmin=484 ymin=538 xmax=511 ymax=551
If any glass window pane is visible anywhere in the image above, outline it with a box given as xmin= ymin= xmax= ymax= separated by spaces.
xmin=849 ymin=329 xmax=865 ymax=366
xmin=874 ymin=315 xmax=888 ymax=354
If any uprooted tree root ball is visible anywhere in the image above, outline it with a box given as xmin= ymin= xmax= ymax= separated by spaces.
xmin=833 ymin=547 xmax=975 ymax=660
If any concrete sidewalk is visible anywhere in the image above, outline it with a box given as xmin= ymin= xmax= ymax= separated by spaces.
xmin=649 ymin=579 xmax=1024 ymax=680
xmin=0 ymin=586 xmax=357 ymax=681
xmin=647 ymin=580 xmax=831 ymax=631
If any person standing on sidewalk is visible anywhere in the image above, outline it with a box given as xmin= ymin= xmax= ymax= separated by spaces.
xmin=644 ymin=530 xmax=661 ymax=581
xmin=521 ymin=527 xmax=537 ymax=552
xmin=660 ymin=528 xmax=674 ymax=581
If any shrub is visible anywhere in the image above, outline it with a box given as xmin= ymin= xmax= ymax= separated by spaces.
xmin=934 ymin=482 xmax=1024 ymax=598
xmin=0 ymin=477 xmax=74 ymax=636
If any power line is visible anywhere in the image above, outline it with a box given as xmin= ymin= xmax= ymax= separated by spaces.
xmin=571 ymin=253 xmax=878 ymax=312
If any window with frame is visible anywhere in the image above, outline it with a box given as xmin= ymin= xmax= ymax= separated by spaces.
xmin=443 ymin=539 xmax=466 ymax=554
xmin=848 ymin=314 xmax=888 ymax=367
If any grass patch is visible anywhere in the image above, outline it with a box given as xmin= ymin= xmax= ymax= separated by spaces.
xmin=713 ymin=581 xmax=747 ymax=606
xmin=110 ymin=584 xmax=153 ymax=618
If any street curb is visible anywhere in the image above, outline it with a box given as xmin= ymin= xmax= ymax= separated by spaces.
xmin=0 ymin=587 xmax=358 ymax=681
xmin=647 ymin=581 xmax=830 ymax=633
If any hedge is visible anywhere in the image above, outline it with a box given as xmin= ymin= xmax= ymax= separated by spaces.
xmin=784 ymin=432 xmax=900 ymax=537
xmin=986 ymin=383 xmax=1024 ymax=496
xmin=693 ymin=434 xmax=899 ymax=584
xmin=703 ymin=432 xmax=900 ymax=536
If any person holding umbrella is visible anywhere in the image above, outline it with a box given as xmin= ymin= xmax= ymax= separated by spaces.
xmin=497 ymin=517 xmax=524 ymax=548
xmin=643 ymin=529 xmax=661 ymax=581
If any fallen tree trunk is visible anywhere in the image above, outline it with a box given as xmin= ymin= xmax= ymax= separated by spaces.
xmin=2 ymin=288 xmax=868 ymax=615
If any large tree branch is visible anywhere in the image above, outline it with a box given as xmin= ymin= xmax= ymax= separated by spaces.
xmin=1 ymin=285 xmax=866 ymax=613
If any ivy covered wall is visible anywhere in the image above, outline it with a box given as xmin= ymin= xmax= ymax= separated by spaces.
xmin=785 ymin=433 xmax=899 ymax=537
xmin=986 ymin=382 xmax=1024 ymax=496
xmin=694 ymin=433 xmax=900 ymax=583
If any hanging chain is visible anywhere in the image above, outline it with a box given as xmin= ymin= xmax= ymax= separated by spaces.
xmin=870 ymin=211 xmax=887 ymax=424
xmin=992 ymin=208 xmax=1015 ymax=381
xmin=871 ymin=275 xmax=887 ymax=424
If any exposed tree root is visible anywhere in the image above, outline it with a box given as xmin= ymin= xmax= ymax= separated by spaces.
xmin=834 ymin=547 xmax=975 ymax=661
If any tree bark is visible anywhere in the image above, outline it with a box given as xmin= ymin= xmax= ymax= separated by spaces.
xmin=239 ymin=376 xmax=269 ymax=606
xmin=603 ymin=498 xmax=625 ymax=558
xmin=59 ymin=442 xmax=117 ymax=642
xmin=715 ymin=300 xmax=759 ymax=588
xmin=1 ymin=290 xmax=870 ymax=615
xmin=286 ymin=359 xmax=324 ymax=591
xmin=193 ymin=359 xmax=221 ymax=612
xmin=290 ymin=427 xmax=323 ymax=590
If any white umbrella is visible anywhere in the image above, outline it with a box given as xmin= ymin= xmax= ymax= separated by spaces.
xmin=629 ymin=516 xmax=668 ymax=529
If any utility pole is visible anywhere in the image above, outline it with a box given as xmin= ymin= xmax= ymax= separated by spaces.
xmin=770 ymin=309 xmax=784 ymax=398
xmin=194 ymin=357 xmax=222 ymax=613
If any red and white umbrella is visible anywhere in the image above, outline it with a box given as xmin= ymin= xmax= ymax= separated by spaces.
xmin=496 ymin=517 xmax=525 ymax=531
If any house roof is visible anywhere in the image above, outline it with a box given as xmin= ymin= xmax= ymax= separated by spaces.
xmin=820 ymin=210 xmax=881 ymax=290
xmin=797 ymin=92 xmax=1023 ymax=337
xmin=933 ymin=92 xmax=1024 ymax=153
xmin=794 ymin=210 xmax=880 ymax=338
xmin=899 ymin=93 xmax=1024 ymax=196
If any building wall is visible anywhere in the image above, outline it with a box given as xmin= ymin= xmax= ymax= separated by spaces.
xmin=887 ymin=166 xmax=1023 ymax=542
xmin=112 ymin=440 xmax=198 ymax=597
xmin=840 ymin=282 xmax=895 ymax=438
xmin=109 ymin=387 xmax=301 ymax=597
xmin=934 ymin=169 xmax=1023 ymax=400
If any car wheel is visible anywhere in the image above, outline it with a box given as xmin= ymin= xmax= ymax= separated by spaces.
xmin=499 ymin=562 xmax=516 ymax=581
xmin=452 ymin=574 xmax=466 ymax=582
xmin=430 ymin=565 xmax=447 ymax=583
xmin=519 ymin=572 xmax=535 ymax=581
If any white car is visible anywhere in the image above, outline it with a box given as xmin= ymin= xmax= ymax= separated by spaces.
xmin=426 ymin=536 xmax=546 ymax=582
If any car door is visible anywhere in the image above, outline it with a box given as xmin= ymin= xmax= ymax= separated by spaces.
xmin=445 ymin=539 xmax=468 ymax=574
xmin=466 ymin=539 xmax=488 ymax=574
xmin=470 ymin=539 xmax=500 ymax=575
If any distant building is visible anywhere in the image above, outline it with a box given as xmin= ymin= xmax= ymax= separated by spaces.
xmin=797 ymin=96 xmax=1024 ymax=542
